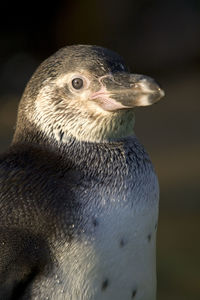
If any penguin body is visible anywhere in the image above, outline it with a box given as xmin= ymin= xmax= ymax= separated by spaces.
xmin=0 ymin=45 xmax=164 ymax=299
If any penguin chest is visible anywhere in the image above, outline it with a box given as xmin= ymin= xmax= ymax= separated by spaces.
xmin=51 ymin=188 xmax=159 ymax=300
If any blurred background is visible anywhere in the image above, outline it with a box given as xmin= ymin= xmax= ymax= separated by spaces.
xmin=0 ymin=0 xmax=199 ymax=299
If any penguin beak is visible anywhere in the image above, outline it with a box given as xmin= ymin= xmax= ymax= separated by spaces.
xmin=91 ymin=73 xmax=165 ymax=112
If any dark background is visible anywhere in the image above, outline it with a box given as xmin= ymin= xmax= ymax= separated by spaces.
xmin=0 ymin=0 xmax=200 ymax=299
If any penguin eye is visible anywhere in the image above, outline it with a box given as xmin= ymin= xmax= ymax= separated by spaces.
xmin=72 ymin=78 xmax=84 ymax=90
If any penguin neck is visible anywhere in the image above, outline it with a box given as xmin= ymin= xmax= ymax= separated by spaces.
xmin=13 ymin=109 xmax=136 ymax=145
xmin=11 ymin=125 xmax=151 ymax=182
xmin=12 ymin=124 xmax=144 ymax=169
xmin=11 ymin=109 xmax=140 ymax=171
xmin=57 ymin=110 xmax=136 ymax=143
xmin=13 ymin=124 xmax=136 ymax=155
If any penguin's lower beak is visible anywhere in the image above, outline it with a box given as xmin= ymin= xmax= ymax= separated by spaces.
xmin=91 ymin=73 xmax=165 ymax=112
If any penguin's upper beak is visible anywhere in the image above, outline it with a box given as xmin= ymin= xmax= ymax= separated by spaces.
xmin=91 ymin=73 xmax=165 ymax=112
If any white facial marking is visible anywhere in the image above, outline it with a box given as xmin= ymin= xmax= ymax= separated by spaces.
xmin=55 ymin=74 xmax=70 ymax=88
xmin=34 ymin=84 xmax=54 ymax=121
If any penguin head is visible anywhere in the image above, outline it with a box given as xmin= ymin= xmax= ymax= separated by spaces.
xmin=14 ymin=45 xmax=164 ymax=144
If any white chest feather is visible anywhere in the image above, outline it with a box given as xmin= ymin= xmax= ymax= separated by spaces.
xmin=62 ymin=206 xmax=158 ymax=300
xmin=34 ymin=183 xmax=159 ymax=300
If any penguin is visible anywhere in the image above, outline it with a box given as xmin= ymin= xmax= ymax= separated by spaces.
xmin=0 ymin=45 xmax=164 ymax=300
